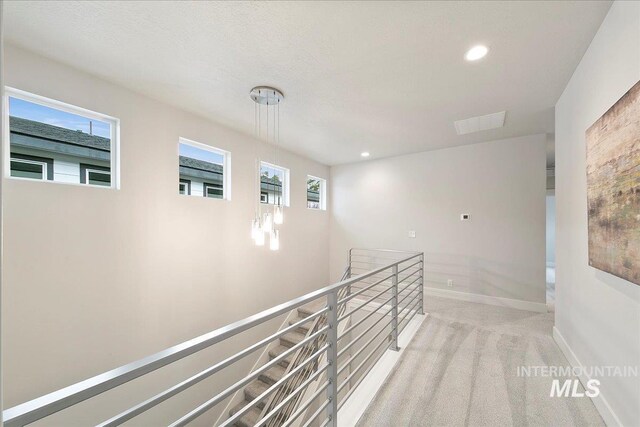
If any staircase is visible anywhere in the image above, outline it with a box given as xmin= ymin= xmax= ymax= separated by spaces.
xmin=228 ymin=284 xmax=351 ymax=427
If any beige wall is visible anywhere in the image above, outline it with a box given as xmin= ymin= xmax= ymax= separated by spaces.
xmin=1 ymin=45 xmax=330 ymax=423
xmin=329 ymin=134 xmax=547 ymax=306
xmin=555 ymin=1 xmax=640 ymax=425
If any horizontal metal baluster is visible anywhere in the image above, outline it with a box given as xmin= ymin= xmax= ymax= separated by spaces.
xmin=268 ymin=310 xmax=326 ymax=427
xmin=337 ymin=315 xmax=394 ymax=375
xmin=396 ymin=284 xmax=420 ymax=309
xmin=337 ymin=331 xmax=392 ymax=394
xmin=402 ymin=300 xmax=423 ymax=329
xmin=397 ymin=268 xmax=421 ymax=284
xmin=397 ymin=284 xmax=420 ymax=300
xmin=337 ymin=305 xmax=394 ymax=358
xmin=219 ymin=353 xmax=329 ymax=427
xmin=338 ymin=330 xmax=389 ymax=400
xmin=338 ymin=285 xmax=393 ymax=321
xmin=397 ymin=275 xmax=421 ymax=294
xmin=398 ymin=299 xmax=423 ymax=337
xmin=396 ymin=260 xmax=423 ymax=276
xmin=337 ymin=273 xmax=394 ymax=305
xmin=337 ymin=343 xmax=386 ymax=412
xmin=338 ymin=294 xmax=395 ymax=340
xmin=398 ymin=283 xmax=420 ymax=302
xmin=399 ymin=298 xmax=422 ymax=327
xmin=256 ymin=374 xmax=329 ymax=427
xmin=301 ymin=399 xmax=330 ymax=427
xmin=280 ymin=381 xmax=330 ymax=427
xmin=167 ymin=326 xmax=328 ymax=427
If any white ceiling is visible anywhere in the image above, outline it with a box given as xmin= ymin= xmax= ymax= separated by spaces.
xmin=4 ymin=1 xmax=611 ymax=165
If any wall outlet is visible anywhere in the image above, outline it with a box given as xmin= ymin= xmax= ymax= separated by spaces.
xmin=408 ymin=230 xmax=416 ymax=238
xmin=447 ymin=279 xmax=453 ymax=287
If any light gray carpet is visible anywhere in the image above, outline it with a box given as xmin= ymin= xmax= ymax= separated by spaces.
xmin=356 ymin=297 xmax=603 ymax=427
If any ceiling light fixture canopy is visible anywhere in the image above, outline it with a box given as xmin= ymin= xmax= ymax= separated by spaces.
xmin=465 ymin=45 xmax=489 ymax=61
xmin=250 ymin=86 xmax=284 ymax=105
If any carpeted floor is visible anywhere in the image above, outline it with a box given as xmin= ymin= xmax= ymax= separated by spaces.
xmin=356 ymin=297 xmax=603 ymax=427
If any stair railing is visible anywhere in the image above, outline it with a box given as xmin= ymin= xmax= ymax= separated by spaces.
xmin=2 ymin=249 xmax=424 ymax=427
xmin=258 ymin=271 xmax=351 ymax=427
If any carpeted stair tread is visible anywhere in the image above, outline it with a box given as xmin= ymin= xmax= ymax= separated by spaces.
xmin=259 ymin=364 xmax=287 ymax=386
xmin=229 ymin=401 xmax=262 ymax=427
xmin=280 ymin=331 xmax=307 ymax=348
xmin=289 ymin=316 xmax=312 ymax=334
xmin=269 ymin=344 xmax=294 ymax=367
xmin=244 ymin=379 xmax=270 ymax=407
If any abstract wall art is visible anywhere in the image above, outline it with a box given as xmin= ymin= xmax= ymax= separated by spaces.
xmin=586 ymin=79 xmax=640 ymax=285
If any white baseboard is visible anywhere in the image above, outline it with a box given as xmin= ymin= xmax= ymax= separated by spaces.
xmin=423 ymin=287 xmax=547 ymax=313
xmin=553 ymin=326 xmax=622 ymax=427
xmin=338 ymin=313 xmax=427 ymax=427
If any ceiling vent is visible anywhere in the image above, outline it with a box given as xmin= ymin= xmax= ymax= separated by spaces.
xmin=454 ymin=111 xmax=506 ymax=135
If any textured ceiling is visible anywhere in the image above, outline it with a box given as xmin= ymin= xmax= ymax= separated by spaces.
xmin=4 ymin=1 xmax=611 ymax=165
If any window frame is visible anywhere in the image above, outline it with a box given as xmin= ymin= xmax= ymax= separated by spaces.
xmin=80 ymin=163 xmax=111 ymax=187
xmin=307 ymin=175 xmax=327 ymax=211
xmin=179 ymin=179 xmax=191 ymax=196
xmin=203 ymin=182 xmax=224 ymax=199
xmin=178 ymin=137 xmax=231 ymax=201
xmin=260 ymin=161 xmax=290 ymax=207
xmin=3 ymin=87 xmax=120 ymax=189
xmin=10 ymin=153 xmax=54 ymax=181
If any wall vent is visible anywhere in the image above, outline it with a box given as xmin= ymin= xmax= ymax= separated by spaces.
xmin=454 ymin=111 xmax=506 ymax=135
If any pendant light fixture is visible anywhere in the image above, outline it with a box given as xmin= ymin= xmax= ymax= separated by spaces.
xmin=250 ymin=86 xmax=284 ymax=250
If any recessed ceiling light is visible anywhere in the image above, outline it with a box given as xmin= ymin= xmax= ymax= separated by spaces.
xmin=465 ymin=45 xmax=488 ymax=61
xmin=361 ymin=152 xmax=370 ymax=158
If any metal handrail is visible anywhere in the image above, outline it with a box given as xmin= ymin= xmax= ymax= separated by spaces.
xmin=3 ymin=249 xmax=424 ymax=427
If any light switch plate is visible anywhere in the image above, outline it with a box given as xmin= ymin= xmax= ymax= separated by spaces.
xmin=408 ymin=230 xmax=416 ymax=238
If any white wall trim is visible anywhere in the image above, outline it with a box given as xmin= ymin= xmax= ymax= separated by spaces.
xmin=337 ymin=313 xmax=427 ymax=427
xmin=423 ymin=287 xmax=547 ymax=313
xmin=553 ymin=326 xmax=622 ymax=427
xmin=546 ymin=261 xmax=556 ymax=268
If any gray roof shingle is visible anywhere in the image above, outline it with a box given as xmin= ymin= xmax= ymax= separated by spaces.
xmin=10 ymin=116 xmax=111 ymax=151
xmin=179 ymin=156 xmax=223 ymax=174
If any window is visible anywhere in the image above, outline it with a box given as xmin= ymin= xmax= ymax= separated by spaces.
xmin=10 ymin=154 xmax=53 ymax=180
xmin=80 ymin=163 xmax=110 ymax=187
xmin=179 ymin=138 xmax=230 ymax=200
xmin=5 ymin=88 xmax=119 ymax=188
xmin=204 ymin=182 xmax=223 ymax=199
xmin=260 ymin=161 xmax=289 ymax=206
xmin=179 ymin=179 xmax=191 ymax=195
xmin=307 ymin=175 xmax=326 ymax=210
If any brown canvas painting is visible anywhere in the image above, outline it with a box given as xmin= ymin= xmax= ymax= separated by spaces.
xmin=586 ymin=80 xmax=640 ymax=285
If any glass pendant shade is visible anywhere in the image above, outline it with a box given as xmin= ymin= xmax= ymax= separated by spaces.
xmin=274 ymin=205 xmax=284 ymax=225
xmin=255 ymin=228 xmax=265 ymax=246
xmin=263 ymin=212 xmax=273 ymax=233
xmin=270 ymin=229 xmax=280 ymax=251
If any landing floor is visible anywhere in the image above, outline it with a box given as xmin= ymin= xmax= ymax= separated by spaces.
xmin=356 ymin=297 xmax=603 ymax=427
